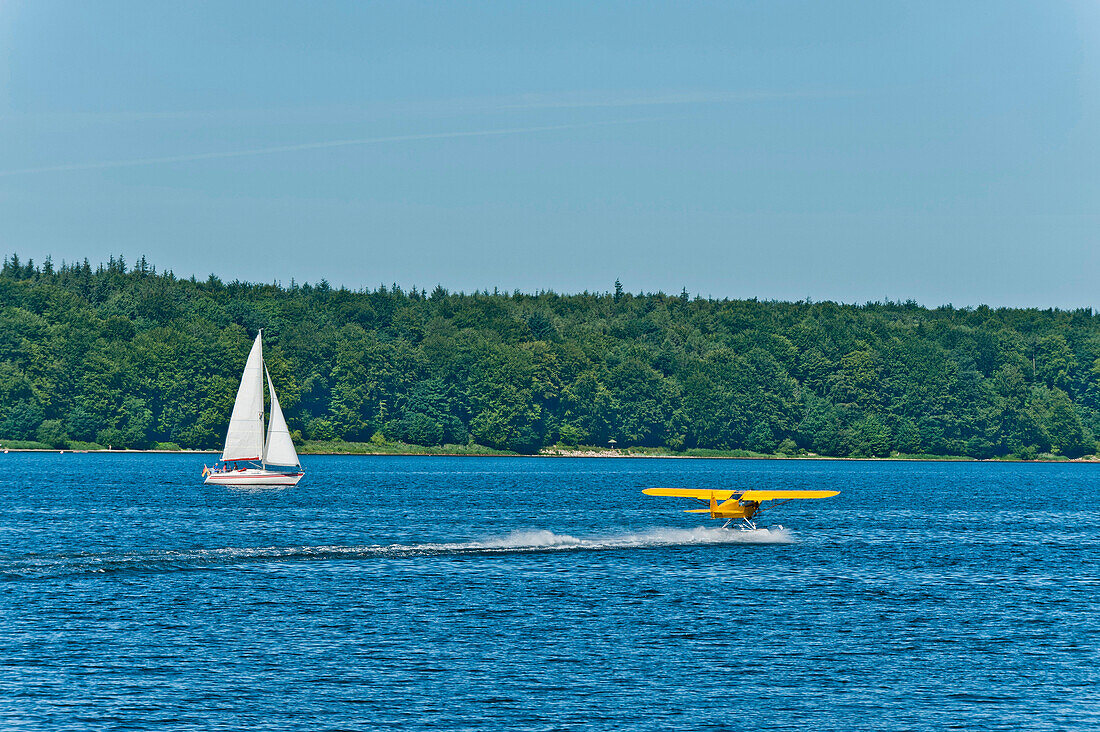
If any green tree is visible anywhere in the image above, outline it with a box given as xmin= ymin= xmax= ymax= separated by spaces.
xmin=746 ymin=423 xmax=777 ymax=453
xmin=1 ymin=401 xmax=43 ymax=440
xmin=469 ymin=386 xmax=543 ymax=452
xmin=1034 ymin=335 xmax=1077 ymax=392
xmin=36 ymin=419 xmax=68 ymax=448
xmin=387 ymin=413 xmax=444 ymax=446
xmin=1042 ymin=388 xmax=1089 ymax=457
xmin=796 ymin=396 xmax=841 ymax=456
xmin=65 ymin=407 xmax=103 ymax=442
xmin=849 ymin=415 xmax=891 ymax=457
xmin=2 ymin=252 xmax=1100 ymax=460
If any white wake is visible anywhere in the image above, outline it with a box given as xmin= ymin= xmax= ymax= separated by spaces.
xmin=3 ymin=526 xmax=794 ymax=578
xmin=424 ymin=526 xmax=795 ymax=552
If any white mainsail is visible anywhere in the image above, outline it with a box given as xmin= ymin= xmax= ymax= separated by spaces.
xmin=263 ymin=366 xmax=299 ymax=467
xmin=222 ymin=333 xmax=265 ymax=461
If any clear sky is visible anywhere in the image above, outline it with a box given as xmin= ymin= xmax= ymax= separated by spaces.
xmin=1 ymin=1 xmax=1097 ymax=308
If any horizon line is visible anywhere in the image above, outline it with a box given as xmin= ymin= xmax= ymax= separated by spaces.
xmin=2 ymin=251 xmax=1096 ymax=315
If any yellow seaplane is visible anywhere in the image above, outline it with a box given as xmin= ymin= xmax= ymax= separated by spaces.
xmin=642 ymin=488 xmax=839 ymax=530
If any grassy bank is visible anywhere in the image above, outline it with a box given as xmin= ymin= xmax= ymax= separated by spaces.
xmin=538 ymin=445 xmax=1094 ymax=461
xmin=2 ymin=438 xmax=1093 ymax=461
xmin=0 ymin=439 xmax=111 ymax=451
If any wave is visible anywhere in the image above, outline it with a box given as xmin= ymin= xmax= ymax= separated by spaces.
xmin=1 ymin=526 xmax=793 ymax=579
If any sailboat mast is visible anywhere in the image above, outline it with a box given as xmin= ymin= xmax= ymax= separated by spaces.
xmin=259 ymin=329 xmax=266 ymax=469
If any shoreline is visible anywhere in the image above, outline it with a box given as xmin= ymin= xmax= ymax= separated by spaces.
xmin=2 ymin=446 xmax=1097 ymax=463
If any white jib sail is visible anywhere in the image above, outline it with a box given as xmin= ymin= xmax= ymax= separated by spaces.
xmin=222 ymin=333 xmax=265 ymax=461
xmin=263 ymin=366 xmax=300 ymax=467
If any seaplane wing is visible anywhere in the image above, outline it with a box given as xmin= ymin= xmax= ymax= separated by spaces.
xmin=642 ymin=488 xmax=739 ymax=500
xmin=642 ymin=487 xmax=839 ymax=528
xmin=641 ymin=488 xmax=837 ymax=502
xmin=738 ymin=490 xmax=839 ymax=501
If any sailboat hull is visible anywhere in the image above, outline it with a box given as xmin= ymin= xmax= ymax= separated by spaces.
xmin=204 ymin=468 xmax=304 ymax=487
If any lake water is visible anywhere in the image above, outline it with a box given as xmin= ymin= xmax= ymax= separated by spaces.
xmin=0 ymin=454 xmax=1096 ymax=731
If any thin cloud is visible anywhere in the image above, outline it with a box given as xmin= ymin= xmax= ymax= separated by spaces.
xmin=0 ymin=88 xmax=850 ymax=125
xmin=0 ymin=117 xmax=661 ymax=177
xmin=496 ymin=89 xmax=854 ymax=111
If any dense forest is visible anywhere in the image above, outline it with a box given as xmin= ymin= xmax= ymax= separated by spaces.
xmin=1 ymin=254 xmax=1098 ymax=458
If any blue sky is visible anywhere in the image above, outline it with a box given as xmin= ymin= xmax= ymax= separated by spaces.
xmin=1 ymin=1 xmax=1097 ymax=307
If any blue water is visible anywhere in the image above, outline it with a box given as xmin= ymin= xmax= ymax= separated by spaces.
xmin=0 ymin=454 xmax=1097 ymax=731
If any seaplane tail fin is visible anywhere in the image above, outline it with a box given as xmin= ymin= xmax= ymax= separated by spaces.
xmin=737 ymin=490 xmax=839 ymax=502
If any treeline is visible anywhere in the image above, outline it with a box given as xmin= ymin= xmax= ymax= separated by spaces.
xmin=1 ymin=253 xmax=1098 ymax=458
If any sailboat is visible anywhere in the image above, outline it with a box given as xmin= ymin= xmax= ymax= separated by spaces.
xmin=203 ymin=331 xmax=304 ymax=487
